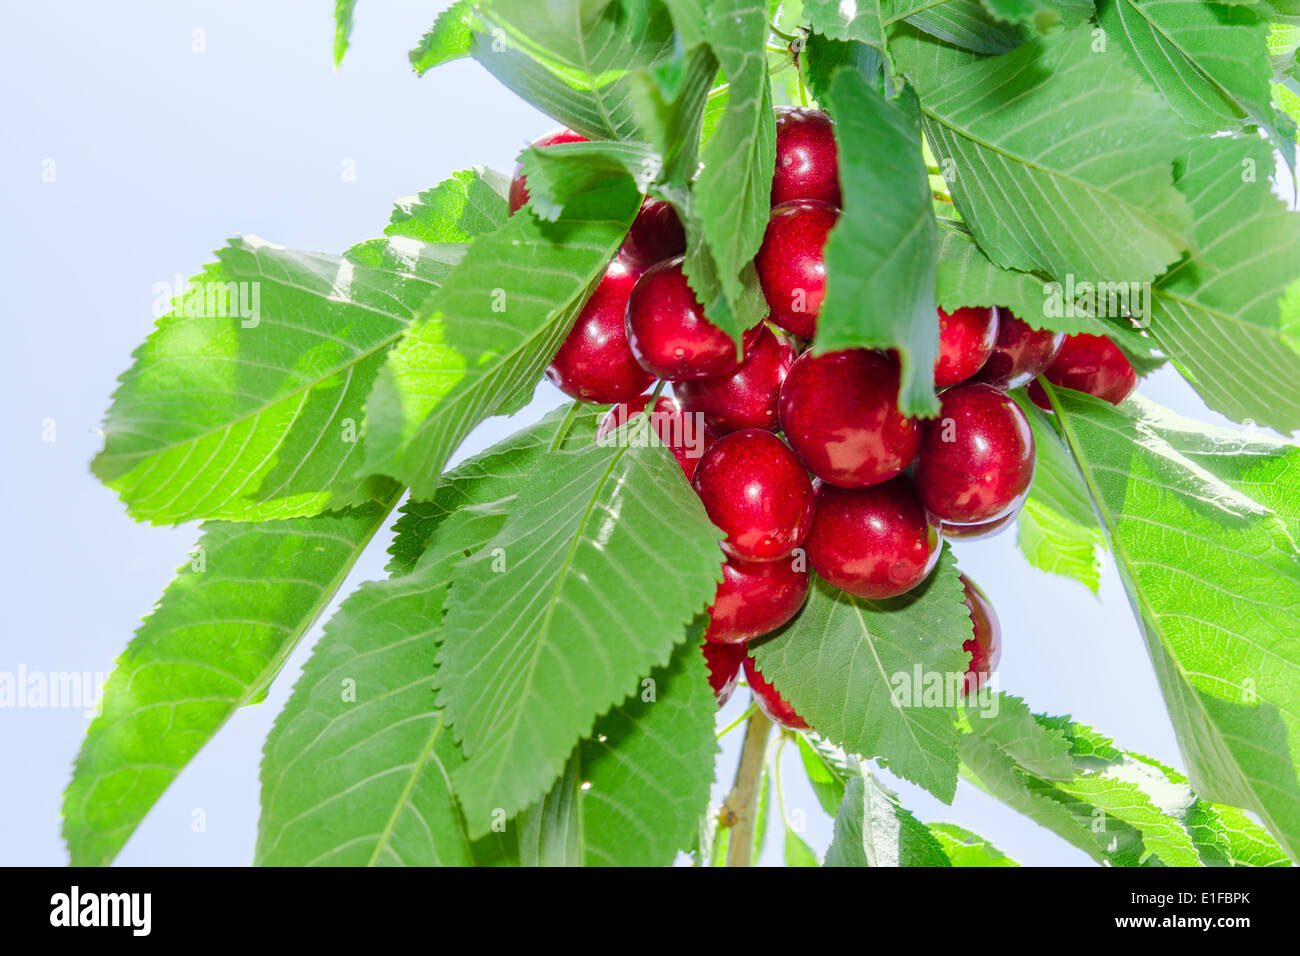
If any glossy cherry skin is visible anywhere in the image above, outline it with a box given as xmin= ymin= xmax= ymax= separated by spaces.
xmin=545 ymin=259 xmax=654 ymax=403
xmin=704 ymin=554 xmax=810 ymax=644
xmin=626 ymin=257 xmax=753 ymax=380
xmin=703 ymin=642 xmax=746 ymax=707
xmin=778 ymin=348 xmax=922 ymax=488
xmin=1032 ymin=333 xmax=1139 ymax=408
xmin=935 ymin=306 xmax=999 ymax=387
xmin=960 ymin=574 xmax=1001 ymax=695
xmin=914 ymin=383 xmax=1036 ymax=525
xmin=804 ymin=477 xmax=941 ymax=600
xmin=973 ymin=311 xmax=1065 ymax=390
xmin=743 ymin=655 xmax=809 ymax=730
xmin=772 ymin=107 xmax=841 ymax=208
xmin=940 ymin=502 xmax=1022 ymax=541
xmin=692 ymin=429 xmax=815 ymax=562
xmin=675 ymin=326 xmax=797 ymax=435
xmin=620 ymin=198 xmax=686 ymax=270
xmin=756 ymin=200 xmax=837 ymax=339
xmin=597 ymin=395 xmax=711 ymax=480
xmin=508 ymin=128 xmax=588 ymax=214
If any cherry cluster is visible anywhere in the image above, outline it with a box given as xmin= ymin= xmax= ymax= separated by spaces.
xmin=512 ymin=108 xmax=1138 ymax=730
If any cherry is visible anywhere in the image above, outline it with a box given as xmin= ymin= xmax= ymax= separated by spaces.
xmin=973 ymin=311 xmax=1065 ymax=390
xmin=914 ymin=383 xmax=1035 ymax=525
xmin=771 ymin=107 xmax=841 ymax=208
xmin=704 ymin=554 xmax=810 ymax=644
xmin=675 ymin=326 xmax=796 ymax=435
xmin=755 ymin=200 xmax=837 ymax=339
xmin=743 ymin=655 xmax=809 ymax=730
xmin=959 ymin=574 xmax=1001 ymax=695
xmin=596 ymin=394 xmax=711 ymax=480
xmin=508 ymin=128 xmax=588 ymax=214
xmin=935 ymin=306 xmax=999 ymax=387
xmin=620 ymin=198 xmax=687 ymax=270
xmin=545 ymin=259 xmax=654 ymax=403
xmin=703 ymin=642 xmax=746 ymax=707
xmin=778 ymin=348 xmax=922 ymax=488
xmin=804 ymin=477 xmax=941 ymax=600
xmin=940 ymin=504 xmax=1021 ymax=542
xmin=691 ymin=429 xmax=815 ymax=562
xmin=625 ymin=257 xmax=753 ymax=380
xmin=1028 ymin=333 xmax=1138 ymax=409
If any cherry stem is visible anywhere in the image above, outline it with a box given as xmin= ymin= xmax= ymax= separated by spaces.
xmin=722 ymin=709 xmax=774 ymax=867
xmin=547 ymin=400 xmax=585 ymax=452
xmin=716 ymin=700 xmax=758 ymax=739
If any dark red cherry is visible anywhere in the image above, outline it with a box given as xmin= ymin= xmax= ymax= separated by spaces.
xmin=804 ymin=477 xmax=940 ymax=600
xmin=973 ymin=311 xmax=1065 ymax=390
xmin=914 ymin=383 xmax=1035 ymax=525
xmin=620 ymin=198 xmax=687 ymax=269
xmin=935 ymin=306 xmax=999 ymax=387
xmin=778 ymin=348 xmax=922 ymax=488
xmin=596 ymin=394 xmax=711 ymax=480
xmin=703 ymin=642 xmax=746 ymax=707
xmin=626 ymin=257 xmax=752 ymax=380
xmin=756 ymin=200 xmax=837 ymax=339
xmin=675 ymin=326 xmax=797 ymax=435
xmin=940 ymin=503 xmax=1022 ymax=541
xmin=692 ymin=429 xmax=815 ymax=562
xmin=508 ymin=128 xmax=588 ymax=214
xmin=704 ymin=554 xmax=810 ymax=644
xmin=545 ymin=259 xmax=654 ymax=403
xmin=743 ymin=655 xmax=809 ymax=730
xmin=771 ymin=107 xmax=841 ymax=208
xmin=960 ymin=574 xmax=1001 ymax=695
xmin=1033 ymin=333 xmax=1138 ymax=407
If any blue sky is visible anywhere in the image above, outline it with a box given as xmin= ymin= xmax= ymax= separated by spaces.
xmin=1 ymin=0 xmax=1285 ymax=866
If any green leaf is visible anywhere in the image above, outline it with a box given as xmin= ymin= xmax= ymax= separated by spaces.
xmin=92 ymin=237 xmax=458 ymax=524
xmin=436 ymin=423 xmax=725 ymax=834
xmin=785 ymin=826 xmax=821 ymax=866
xmin=1150 ymin=135 xmax=1300 ymax=432
xmin=965 ymin=693 xmax=1077 ymax=780
xmin=750 ymin=549 xmax=972 ymax=802
xmin=360 ymin=173 xmax=641 ymax=499
xmin=1049 ymin=387 xmax=1300 ymax=861
xmin=519 ymin=754 xmax=583 ymax=866
xmin=64 ymin=492 xmax=400 ymax=866
xmin=1010 ymin=391 xmax=1106 ymax=593
xmin=627 ymin=43 xmax=718 ymax=187
xmin=470 ymin=0 xmax=675 ymax=141
xmin=928 ymin=823 xmax=1020 ymax=865
xmin=912 ymin=25 xmax=1194 ymax=286
xmin=803 ymin=33 xmax=882 ymax=105
xmin=409 ymin=0 xmax=475 ymax=75
xmin=333 ymin=0 xmax=357 ymax=68
xmin=255 ymin=499 xmax=507 ymax=866
xmin=825 ymin=773 xmax=952 ymax=866
xmin=384 ymin=166 xmax=511 ymax=243
xmin=981 ymin=0 xmax=1094 ymax=33
xmin=908 ymin=1 xmax=1025 ymax=54
xmin=519 ymin=140 xmax=658 ymax=221
xmin=797 ymin=734 xmax=858 ymax=818
xmin=815 ymin=75 xmax=940 ymax=417
xmin=1099 ymin=0 xmax=1275 ymax=137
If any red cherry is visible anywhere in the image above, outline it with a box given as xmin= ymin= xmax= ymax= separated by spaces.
xmin=940 ymin=503 xmax=1022 ymax=541
xmin=771 ymin=107 xmax=841 ymax=208
xmin=675 ymin=326 xmax=797 ymax=435
xmin=625 ymin=257 xmax=751 ymax=380
xmin=1036 ymin=333 xmax=1139 ymax=406
xmin=743 ymin=655 xmax=809 ymax=730
xmin=692 ymin=429 xmax=815 ymax=562
xmin=960 ymin=574 xmax=1001 ymax=695
xmin=545 ymin=259 xmax=654 ymax=403
xmin=973 ymin=311 xmax=1064 ymax=390
xmin=756 ymin=200 xmax=837 ymax=339
xmin=804 ymin=477 xmax=941 ymax=600
xmin=935 ymin=306 xmax=999 ymax=387
xmin=620 ymin=198 xmax=686 ymax=269
xmin=704 ymin=554 xmax=810 ymax=644
xmin=508 ymin=128 xmax=588 ymax=214
xmin=596 ymin=394 xmax=711 ymax=480
xmin=778 ymin=348 xmax=922 ymax=488
xmin=914 ymin=383 xmax=1035 ymax=525
xmin=703 ymin=642 xmax=746 ymax=707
